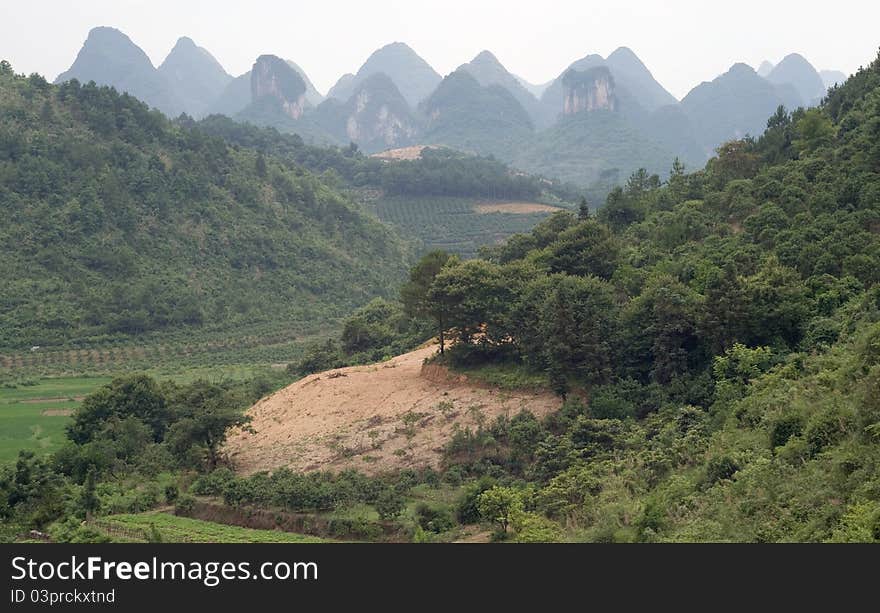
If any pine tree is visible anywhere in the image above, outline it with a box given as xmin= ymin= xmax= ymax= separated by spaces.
xmin=79 ymin=466 xmax=100 ymax=519
xmin=578 ymin=197 xmax=590 ymax=220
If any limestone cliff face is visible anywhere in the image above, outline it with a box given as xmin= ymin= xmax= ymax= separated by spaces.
xmin=343 ymin=73 xmax=417 ymax=149
xmin=562 ymin=66 xmax=617 ymax=115
xmin=250 ymin=55 xmax=308 ymax=120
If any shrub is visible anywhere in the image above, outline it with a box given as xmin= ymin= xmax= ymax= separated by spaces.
xmin=174 ymin=495 xmax=196 ymax=515
xmin=374 ymin=488 xmax=405 ymax=520
xmin=164 ymin=484 xmax=179 ymax=504
xmin=455 ymin=477 xmax=497 ymax=524
xmin=805 ymin=409 xmax=848 ymax=456
xmin=511 ymin=512 xmax=564 ymax=542
xmin=769 ymin=414 xmax=804 ymax=449
xmin=589 ymin=385 xmax=637 ymax=420
xmin=414 ymin=503 xmax=455 ymax=533
xmin=190 ymin=468 xmax=235 ymax=496
xmin=146 ymin=524 xmax=163 ymax=543
xmin=705 ymin=456 xmax=739 ymax=485
xmin=858 ymin=367 xmax=880 ymax=436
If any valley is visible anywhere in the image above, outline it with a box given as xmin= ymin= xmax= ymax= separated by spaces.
xmin=1 ymin=20 xmax=879 ymax=546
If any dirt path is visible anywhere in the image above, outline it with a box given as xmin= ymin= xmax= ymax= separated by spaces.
xmin=224 ymin=343 xmax=561 ymax=475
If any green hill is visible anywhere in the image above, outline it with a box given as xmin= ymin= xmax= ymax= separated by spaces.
xmin=419 ymin=70 xmax=534 ymax=158
xmin=404 ymin=50 xmax=880 ymax=542
xmin=0 ymin=62 xmax=412 ymax=349
xmin=512 ymin=109 xmax=679 ymax=186
xmin=681 ymin=63 xmax=804 ymax=155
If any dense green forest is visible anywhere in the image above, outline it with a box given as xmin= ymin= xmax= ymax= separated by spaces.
xmin=300 ymin=51 xmax=880 ymax=541
xmin=392 ymin=50 xmax=880 ymax=541
xmin=0 ymin=61 xmax=417 ymax=349
xmin=194 ymin=117 xmax=582 ymax=257
xmin=194 ymin=116 xmax=576 ymax=201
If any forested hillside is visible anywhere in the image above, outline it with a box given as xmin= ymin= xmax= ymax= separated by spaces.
xmin=379 ymin=51 xmax=880 ymax=541
xmin=0 ymin=62 xmax=413 ymax=349
xmin=194 ymin=117 xmax=581 ymax=256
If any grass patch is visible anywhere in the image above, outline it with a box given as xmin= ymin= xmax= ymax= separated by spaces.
xmin=0 ymin=376 xmax=111 ymax=464
xmin=452 ymin=362 xmax=549 ymax=391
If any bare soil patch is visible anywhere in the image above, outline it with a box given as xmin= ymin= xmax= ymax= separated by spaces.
xmin=371 ymin=145 xmax=436 ymax=161
xmin=473 ymin=202 xmax=563 ymax=214
xmin=225 ymin=343 xmax=561 ymax=476
xmin=40 ymin=409 xmax=74 ymax=416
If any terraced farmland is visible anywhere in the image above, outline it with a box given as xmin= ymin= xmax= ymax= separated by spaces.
xmin=371 ymin=196 xmax=565 ymax=257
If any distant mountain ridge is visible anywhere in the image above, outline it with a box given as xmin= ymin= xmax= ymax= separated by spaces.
xmin=56 ymin=27 xmax=325 ymax=121
xmin=315 ymin=73 xmax=419 ymax=151
xmin=766 ymin=53 xmax=826 ymax=106
xmin=327 ymin=42 xmax=441 ymax=107
xmin=158 ymin=36 xmax=231 ymax=117
xmin=53 ymin=27 xmax=847 ymax=191
xmin=419 ymin=69 xmax=534 ymax=156
xmin=820 ymin=70 xmax=847 ymax=90
xmin=55 ymin=27 xmax=185 ymax=117
xmin=681 ymin=63 xmax=803 ymax=154
xmin=457 ymin=51 xmax=548 ymax=126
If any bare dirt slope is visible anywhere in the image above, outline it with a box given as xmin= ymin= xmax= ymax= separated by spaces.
xmin=473 ymin=202 xmax=563 ymax=214
xmin=225 ymin=343 xmax=561 ymax=475
xmin=370 ymin=145 xmax=436 ymax=161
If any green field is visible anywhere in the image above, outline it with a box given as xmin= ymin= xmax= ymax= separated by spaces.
xmin=0 ymin=376 xmax=111 ymax=464
xmin=101 ymin=512 xmax=328 ymax=543
xmin=0 ymin=365 xmax=294 ymax=465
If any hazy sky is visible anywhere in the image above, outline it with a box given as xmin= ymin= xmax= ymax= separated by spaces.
xmin=2 ymin=0 xmax=878 ymax=99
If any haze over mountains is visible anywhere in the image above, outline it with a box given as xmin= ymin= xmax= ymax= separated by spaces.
xmin=53 ymin=26 xmax=848 ymax=188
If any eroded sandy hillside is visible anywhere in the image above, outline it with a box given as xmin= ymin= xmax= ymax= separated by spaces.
xmin=224 ymin=343 xmax=561 ymax=475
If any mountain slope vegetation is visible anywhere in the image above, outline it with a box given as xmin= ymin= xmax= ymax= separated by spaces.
xmin=0 ymin=62 xmax=413 ymax=349
xmin=380 ymin=50 xmax=880 ymax=541
xmin=419 ymin=70 xmax=534 ymax=157
xmin=681 ymin=63 xmax=803 ymax=155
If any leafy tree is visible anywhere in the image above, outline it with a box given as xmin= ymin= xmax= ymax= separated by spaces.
xmin=599 ymin=186 xmax=642 ymax=230
xmin=540 ymin=275 xmax=618 ymax=395
xmin=164 ymin=381 xmax=253 ymax=470
xmin=427 ymin=259 xmax=520 ymax=347
xmin=710 ymin=139 xmax=760 ymax=184
xmin=622 ymin=275 xmax=705 ymax=384
xmin=794 ymin=109 xmax=835 ymax=154
xmin=540 ymin=220 xmax=619 ymax=279
xmin=477 ymin=486 xmax=523 ymax=535
xmin=401 ymin=251 xmax=455 ymax=353
xmin=67 ymin=375 xmax=170 ymax=444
